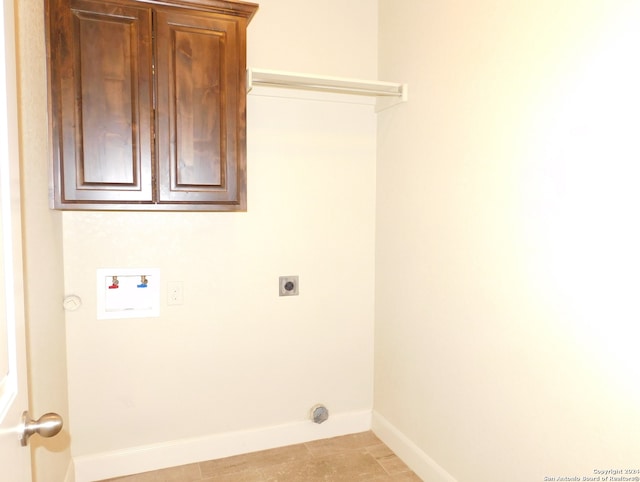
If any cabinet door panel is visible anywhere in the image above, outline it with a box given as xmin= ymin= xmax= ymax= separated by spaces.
xmin=50 ymin=0 xmax=153 ymax=204
xmin=156 ymin=9 xmax=246 ymax=209
xmin=78 ymin=14 xmax=135 ymax=184
xmin=174 ymin=28 xmax=222 ymax=186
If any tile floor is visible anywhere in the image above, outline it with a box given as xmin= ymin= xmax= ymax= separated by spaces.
xmin=99 ymin=431 xmax=422 ymax=481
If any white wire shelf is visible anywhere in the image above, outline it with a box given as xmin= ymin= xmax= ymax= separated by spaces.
xmin=246 ymin=68 xmax=408 ymax=111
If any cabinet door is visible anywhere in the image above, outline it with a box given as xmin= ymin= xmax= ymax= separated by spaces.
xmin=48 ymin=0 xmax=154 ymax=206
xmin=155 ymin=8 xmax=247 ymax=210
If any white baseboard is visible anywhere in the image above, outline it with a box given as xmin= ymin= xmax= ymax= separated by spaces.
xmin=73 ymin=410 xmax=372 ymax=482
xmin=372 ymin=410 xmax=458 ymax=482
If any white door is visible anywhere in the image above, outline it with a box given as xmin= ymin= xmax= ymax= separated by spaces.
xmin=0 ymin=0 xmax=32 ymax=479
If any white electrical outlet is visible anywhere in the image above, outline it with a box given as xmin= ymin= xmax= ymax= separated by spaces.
xmin=168 ymin=281 xmax=184 ymax=305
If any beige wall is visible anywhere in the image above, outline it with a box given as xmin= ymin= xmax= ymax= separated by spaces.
xmin=376 ymin=1 xmax=640 ymax=480
xmin=16 ymin=0 xmax=71 ymax=481
xmin=61 ymin=0 xmax=378 ymax=469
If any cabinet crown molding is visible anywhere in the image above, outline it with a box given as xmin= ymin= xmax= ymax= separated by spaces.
xmin=135 ymin=0 xmax=258 ymax=21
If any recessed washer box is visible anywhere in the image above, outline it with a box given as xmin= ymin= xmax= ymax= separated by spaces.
xmin=97 ymin=268 xmax=160 ymax=320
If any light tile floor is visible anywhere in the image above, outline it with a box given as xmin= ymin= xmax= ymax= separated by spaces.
xmin=99 ymin=431 xmax=422 ymax=481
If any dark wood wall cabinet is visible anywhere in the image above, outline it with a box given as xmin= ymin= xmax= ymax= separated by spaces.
xmin=46 ymin=0 xmax=258 ymax=211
